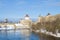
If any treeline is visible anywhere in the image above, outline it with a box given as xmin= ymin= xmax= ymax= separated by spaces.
xmin=32 ymin=14 xmax=60 ymax=33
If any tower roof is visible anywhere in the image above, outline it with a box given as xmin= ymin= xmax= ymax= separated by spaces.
xmin=25 ymin=14 xmax=29 ymax=17
xmin=47 ymin=13 xmax=51 ymax=16
xmin=4 ymin=18 xmax=8 ymax=23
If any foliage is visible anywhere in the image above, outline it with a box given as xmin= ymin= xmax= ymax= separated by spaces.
xmin=32 ymin=14 xmax=60 ymax=33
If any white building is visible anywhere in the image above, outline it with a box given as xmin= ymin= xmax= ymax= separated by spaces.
xmin=20 ymin=14 xmax=32 ymax=26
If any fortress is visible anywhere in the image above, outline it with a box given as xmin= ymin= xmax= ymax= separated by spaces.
xmin=0 ymin=14 xmax=32 ymax=30
xmin=0 ymin=13 xmax=57 ymax=30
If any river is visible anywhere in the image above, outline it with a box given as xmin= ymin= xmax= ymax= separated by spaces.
xmin=0 ymin=30 xmax=40 ymax=40
xmin=0 ymin=29 xmax=60 ymax=40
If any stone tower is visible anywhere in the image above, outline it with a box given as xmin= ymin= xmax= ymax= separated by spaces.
xmin=4 ymin=18 xmax=8 ymax=23
xmin=20 ymin=14 xmax=32 ymax=27
xmin=25 ymin=14 xmax=30 ymax=20
xmin=37 ymin=15 xmax=44 ymax=22
xmin=47 ymin=13 xmax=50 ymax=15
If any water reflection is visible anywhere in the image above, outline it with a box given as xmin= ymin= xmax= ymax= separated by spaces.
xmin=0 ymin=30 xmax=40 ymax=40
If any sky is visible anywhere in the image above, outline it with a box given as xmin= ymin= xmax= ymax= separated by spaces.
xmin=0 ymin=0 xmax=60 ymax=19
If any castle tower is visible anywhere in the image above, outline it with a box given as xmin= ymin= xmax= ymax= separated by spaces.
xmin=38 ymin=15 xmax=41 ymax=22
xmin=45 ymin=13 xmax=56 ymax=22
xmin=47 ymin=13 xmax=51 ymax=16
xmin=4 ymin=18 xmax=8 ymax=23
xmin=20 ymin=14 xmax=32 ymax=27
xmin=24 ymin=14 xmax=30 ymax=20
xmin=37 ymin=15 xmax=43 ymax=22
xmin=46 ymin=13 xmax=51 ymax=19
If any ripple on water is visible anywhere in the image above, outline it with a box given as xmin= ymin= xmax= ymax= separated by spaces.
xmin=0 ymin=30 xmax=40 ymax=40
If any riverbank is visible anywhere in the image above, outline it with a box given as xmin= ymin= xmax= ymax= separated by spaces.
xmin=32 ymin=30 xmax=60 ymax=40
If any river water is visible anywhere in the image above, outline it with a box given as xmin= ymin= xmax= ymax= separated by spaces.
xmin=0 ymin=29 xmax=60 ymax=40
xmin=0 ymin=30 xmax=40 ymax=40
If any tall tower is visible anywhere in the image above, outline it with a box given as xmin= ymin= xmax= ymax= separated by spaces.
xmin=25 ymin=14 xmax=30 ymax=20
xmin=47 ymin=13 xmax=51 ymax=16
xmin=38 ymin=15 xmax=43 ymax=22
xmin=20 ymin=14 xmax=32 ymax=27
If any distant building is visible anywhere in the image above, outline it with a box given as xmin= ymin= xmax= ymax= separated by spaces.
xmin=24 ymin=14 xmax=30 ymax=20
xmin=37 ymin=15 xmax=44 ymax=23
xmin=4 ymin=18 xmax=8 ymax=23
xmin=36 ymin=13 xmax=56 ymax=23
xmin=20 ymin=14 xmax=32 ymax=27
xmin=45 ymin=13 xmax=56 ymax=22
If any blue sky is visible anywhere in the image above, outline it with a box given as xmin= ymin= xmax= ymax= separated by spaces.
xmin=0 ymin=0 xmax=60 ymax=19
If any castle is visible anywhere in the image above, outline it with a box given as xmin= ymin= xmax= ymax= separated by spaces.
xmin=0 ymin=13 xmax=57 ymax=30
xmin=37 ymin=13 xmax=56 ymax=23
xmin=19 ymin=14 xmax=32 ymax=27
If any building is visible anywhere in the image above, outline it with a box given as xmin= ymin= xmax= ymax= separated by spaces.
xmin=20 ymin=14 xmax=32 ymax=27
xmin=45 ymin=13 xmax=56 ymax=22
xmin=37 ymin=15 xmax=44 ymax=23
xmin=4 ymin=18 xmax=8 ymax=23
